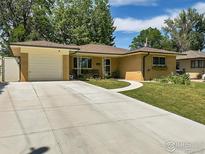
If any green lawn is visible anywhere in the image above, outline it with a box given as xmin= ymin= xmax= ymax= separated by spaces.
xmin=86 ymin=79 xmax=130 ymax=89
xmin=121 ymin=82 xmax=205 ymax=125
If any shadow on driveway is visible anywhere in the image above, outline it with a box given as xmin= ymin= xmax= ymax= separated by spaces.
xmin=28 ymin=147 xmax=50 ymax=154
xmin=0 ymin=82 xmax=8 ymax=94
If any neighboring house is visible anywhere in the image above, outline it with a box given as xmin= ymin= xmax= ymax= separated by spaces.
xmin=177 ymin=51 xmax=205 ymax=79
xmin=10 ymin=41 xmax=177 ymax=81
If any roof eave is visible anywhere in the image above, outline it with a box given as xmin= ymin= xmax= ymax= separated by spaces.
xmin=125 ymin=50 xmax=181 ymax=55
xmin=77 ymin=51 xmax=125 ymax=56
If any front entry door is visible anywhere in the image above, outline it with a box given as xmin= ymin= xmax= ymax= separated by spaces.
xmin=104 ymin=58 xmax=111 ymax=76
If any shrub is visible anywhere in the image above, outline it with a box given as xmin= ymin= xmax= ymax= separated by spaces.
xmin=197 ymin=74 xmax=202 ymax=79
xmin=156 ymin=74 xmax=191 ymax=85
xmin=78 ymin=74 xmax=90 ymax=81
xmin=152 ymin=66 xmax=168 ymax=71
xmin=105 ymin=75 xmax=112 ymax=79
xmin=168 ymin=74 xmax=190 ymax=85
xmin=112 ymin=70 xmax=120 ymax=78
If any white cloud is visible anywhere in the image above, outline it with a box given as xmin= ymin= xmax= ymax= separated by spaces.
xmin=110 ymin=0 xmax=158 ymax=6
xmin=114 ymin=2 xmax=205 ymax=32
xmin=192 ymin=2 xmax=205 ymax=14
xmin=114 ymin=16 xmax=168 ymax=32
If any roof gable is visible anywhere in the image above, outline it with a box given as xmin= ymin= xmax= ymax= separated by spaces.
xmin=79 ymin=44 xmax=128 ymax=54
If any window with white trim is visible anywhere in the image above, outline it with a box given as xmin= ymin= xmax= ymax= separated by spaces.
xmin=153 ymin=57 xmax=166 ymax=66
xmin=104 ymin=59 xmax=111 ymax=76
xmin=73 ymin=57 xmax=92 ymax=69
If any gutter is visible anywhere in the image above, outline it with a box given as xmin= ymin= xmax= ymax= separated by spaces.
xmin=70 ymin=50 xmax=79 ymax=56
xmin=10 ymin=44 xmax=80 ymax=50
xmin=142 ymin=52 xmax=150 ymax=80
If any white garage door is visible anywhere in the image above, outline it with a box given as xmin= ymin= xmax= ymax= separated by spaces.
xmin=28 ymin=52 xmax=63 ymax=81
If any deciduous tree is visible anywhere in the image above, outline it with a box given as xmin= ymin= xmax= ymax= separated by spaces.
xmin=163 ymin=8 xmax=205 ymax=52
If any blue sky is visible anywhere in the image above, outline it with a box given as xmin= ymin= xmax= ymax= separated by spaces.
xmin=110 ymin=0 xmax=205 ymax=49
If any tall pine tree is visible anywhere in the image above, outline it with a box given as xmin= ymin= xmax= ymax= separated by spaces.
xmin=90 ymin=0 xmax=116 ymax=46
xmin=53 ymin=0 xmax=115 ymax=46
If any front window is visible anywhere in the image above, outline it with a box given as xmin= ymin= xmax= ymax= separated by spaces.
xmin=153 ymin=57 xmax=166 ymax=66
xmin=176 ymin=62 xmax=180 ymax=69
xmin=73 ymin=57 xmax=92 ymax=69
xmin=191 ymin=60 xmax=205 ymax=68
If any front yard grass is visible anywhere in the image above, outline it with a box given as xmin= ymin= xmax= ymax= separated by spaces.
xmin=86 ymin=79 xmax=130 ymax=89
xmin=121 ymin=82 xmax=205 ymax=125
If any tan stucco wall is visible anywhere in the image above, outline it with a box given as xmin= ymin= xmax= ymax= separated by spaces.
xmin=118 ymin=54 xmax=176 ymax=81
xmin=144 ymin=54 xmax=176 ymax=80
xmin=119 ymin=54 xmax=144 ymax=81
xmin=12 ymin=46 xmax=70 ymax=55
xmin=11 ymin=45 xmax=177 ymax=81
xmin=177 ymin=59 xmax=205 ymax=79
xmin=92 ymin=57 xmax=103 ymax=76
xmin=11 ymin=46 xmax=70 ymax=81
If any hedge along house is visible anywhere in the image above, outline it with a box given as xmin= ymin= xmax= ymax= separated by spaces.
xmin=10 ymin=41 xmax=177 ymax=81
xmin=176 ymin=51 xmax=205 ymax=79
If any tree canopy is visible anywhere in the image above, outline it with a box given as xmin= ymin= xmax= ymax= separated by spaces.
xmin=164 ymin=8 xmax=205 ymax=52
xmin=0 ymin=0 xmax=115 ymax=54
xmin=130 ymin=8 xmax=205 ymax=52
xmin=130 ymin=27 xmax=174 ymax=51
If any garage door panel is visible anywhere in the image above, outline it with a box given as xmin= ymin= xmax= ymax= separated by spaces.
xmin=28 ymin=53 xmax=63 ymax=81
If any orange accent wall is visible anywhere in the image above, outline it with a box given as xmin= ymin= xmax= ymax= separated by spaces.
xmin=119 ymin=54 xmax=144 ymax=81
xmin=20 ymin=53 xmax=28 ymax=81
xmin=11 ymin=47 xmax=21 ymax=56
xmin=63 ymin=55 xmax=69 ymax=80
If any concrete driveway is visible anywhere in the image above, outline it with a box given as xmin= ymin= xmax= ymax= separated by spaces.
xmin=0 ymin=81 xmax=205 ymax=154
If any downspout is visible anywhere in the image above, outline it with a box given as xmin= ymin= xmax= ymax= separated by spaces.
xmin=142 ymin=52 xmax=150 ymax=80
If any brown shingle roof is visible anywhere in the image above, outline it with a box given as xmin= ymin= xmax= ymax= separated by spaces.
xmin=10 ymin=41 xmax=80 ymax=50
xmin=176 ymin=51 xmax=205 ymax=60
xmin=79 ymin=44 xmax=128 ymax=55
xmin=128 ymin=47 xmax=179 ymax=55
xmin=10 ymin=41 xmax=180 ymax=55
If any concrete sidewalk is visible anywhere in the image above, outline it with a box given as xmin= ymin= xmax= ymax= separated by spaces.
xmin=0 ymin=81 xmax=205 ymax=154
xmin=110 ymin=80 xmax=143 ymax=92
